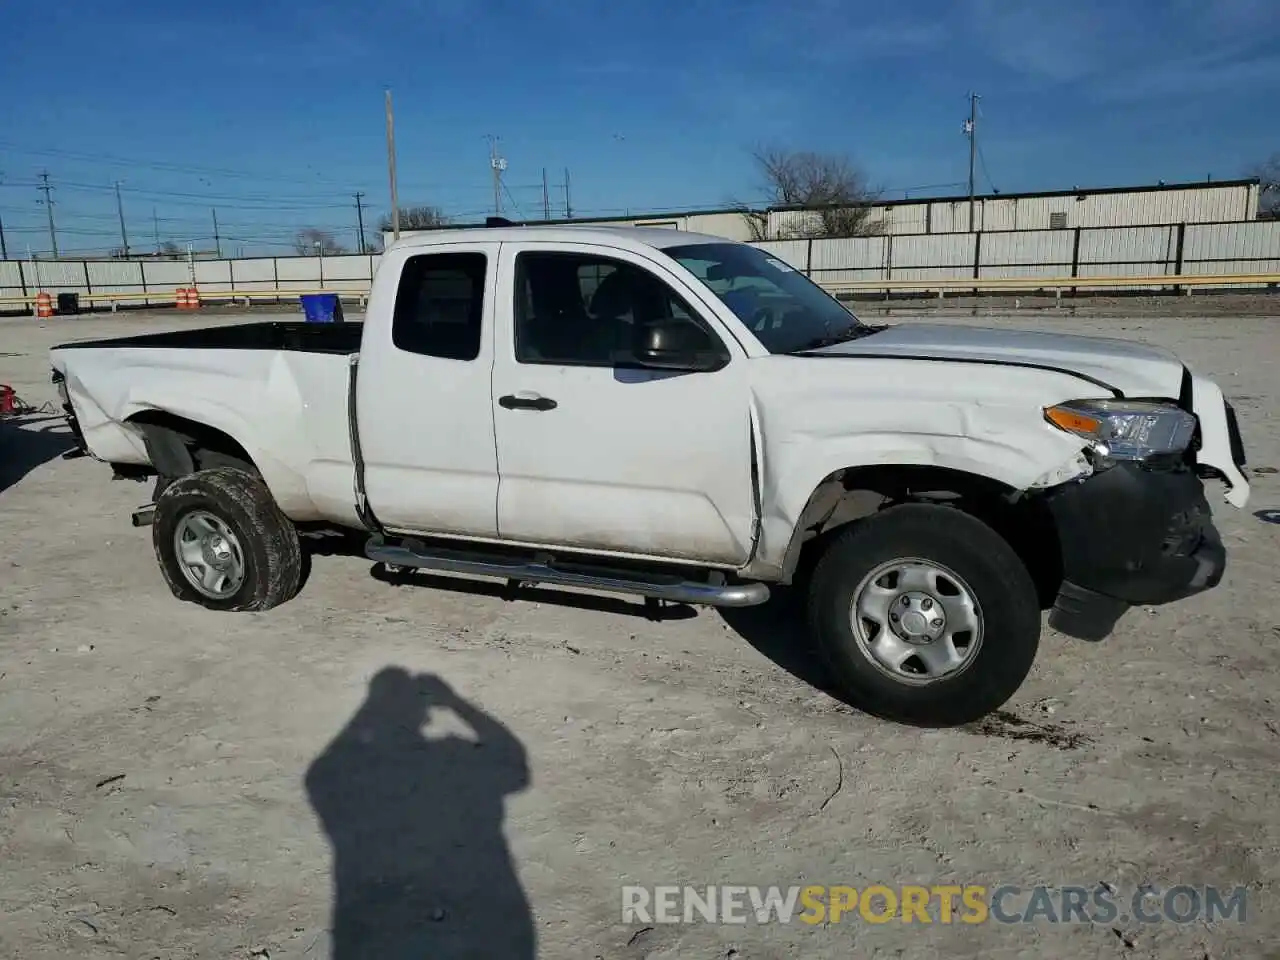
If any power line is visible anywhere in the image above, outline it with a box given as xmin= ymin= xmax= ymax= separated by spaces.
xmin=501 ymin=181 xmax=526 ymax=220
xmin=976 ymin=143 xmax=998 ymax=194
xmin=0 ymin=141 xmax=363 ymax=188
xmin=52 ymin=180 xmax=356 ymax=207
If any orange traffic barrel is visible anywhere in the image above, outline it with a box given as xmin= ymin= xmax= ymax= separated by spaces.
xmin=35 ymin=292 xmax=53 ymax=318
xmin=176 ymin=287 xmax=190 ymax=310
xmin=188 ymin=286 xmax=202 ymax=309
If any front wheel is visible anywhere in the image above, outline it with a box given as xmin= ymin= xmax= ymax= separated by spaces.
xmin=152 ymin=467 xmax=303 ymax=611
xmin=807 ymin=503 xmax=1041 ymax=726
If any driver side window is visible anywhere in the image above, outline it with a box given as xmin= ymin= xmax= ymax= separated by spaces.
xmin=514 ymin=251 xmax=718 ymax=366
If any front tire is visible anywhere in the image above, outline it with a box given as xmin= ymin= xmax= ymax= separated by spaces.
xmin=807 ymin=503 xmax=1040 ymax=726
xmin=152 ymin=467 xmax=303 ymax=611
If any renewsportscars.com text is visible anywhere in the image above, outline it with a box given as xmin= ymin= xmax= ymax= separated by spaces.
xmin=622 ymin=884 xmax=1248 ymax=926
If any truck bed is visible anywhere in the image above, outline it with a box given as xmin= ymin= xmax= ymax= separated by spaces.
xmin=54 ymin=321 xmax=364 ymax=356
xmin=50 ymin=320 xmax=362 ymax=525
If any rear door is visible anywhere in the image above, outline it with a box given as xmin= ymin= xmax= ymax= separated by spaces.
xmin=356 ymin=243 xmax=501 ymax=537
xmin=489 ymin=241 xmax=756 ymax=566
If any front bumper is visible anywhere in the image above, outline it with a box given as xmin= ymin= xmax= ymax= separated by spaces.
xmin=1043 ymin=462 xmax=1226 ymax=641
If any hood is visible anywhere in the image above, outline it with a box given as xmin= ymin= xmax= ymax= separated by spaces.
xmin=817 ymin=323 xmax=1186 ymax=399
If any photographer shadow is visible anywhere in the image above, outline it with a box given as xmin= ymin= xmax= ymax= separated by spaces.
xmin=305 ymin=668 xmax=534 ymax=959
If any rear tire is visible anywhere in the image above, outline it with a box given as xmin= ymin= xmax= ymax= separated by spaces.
xmin=807 ymin=503 xmax=1040 ymax=726
xmin=152 ymin=467 xmax=302 ymax=612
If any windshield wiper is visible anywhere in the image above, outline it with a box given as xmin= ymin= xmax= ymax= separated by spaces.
xmin=786 ymin=324 xmax=888 ymax=353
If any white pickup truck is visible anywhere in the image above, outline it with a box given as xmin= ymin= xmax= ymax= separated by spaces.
xmin=50 ymin=225 xmax=1251 ymax=725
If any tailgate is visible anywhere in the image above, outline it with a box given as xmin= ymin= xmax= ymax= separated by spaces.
xmin=50 ymin=367 xmax=89 ymax=458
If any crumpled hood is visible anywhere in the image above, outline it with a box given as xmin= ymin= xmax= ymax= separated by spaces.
xmin=816 ymin=323 xmax=1186 ymax=399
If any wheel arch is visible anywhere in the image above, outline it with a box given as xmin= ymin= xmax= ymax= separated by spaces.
xmin=126 ymin=409 xmax=258 ymax=478
xmin=779 ymin=463 xmax=1063 ymax=608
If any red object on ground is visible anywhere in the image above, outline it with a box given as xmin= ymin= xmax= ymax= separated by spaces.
xmin=0 ymin=384 xmax=15 ymax=416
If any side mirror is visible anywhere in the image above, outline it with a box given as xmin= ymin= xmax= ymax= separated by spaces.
xmin=632 ymin=317 xmax=725 ymax=371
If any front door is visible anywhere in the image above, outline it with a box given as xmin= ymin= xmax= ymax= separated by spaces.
xmin=490 ymin=241 xmax=755 ymax=567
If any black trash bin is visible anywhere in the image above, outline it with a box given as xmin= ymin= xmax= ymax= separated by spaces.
xmin=56 ymin=293 xmax=80 ymax=315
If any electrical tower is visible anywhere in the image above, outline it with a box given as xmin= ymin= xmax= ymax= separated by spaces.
xmin=487 ymin=136 xmax=507 ymax=216
xmin=37 ymin=172 xmax=58 ymax=258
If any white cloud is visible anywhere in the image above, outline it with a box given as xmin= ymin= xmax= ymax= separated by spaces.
xmin=962 ymin=0 xmax=1280 ymax=100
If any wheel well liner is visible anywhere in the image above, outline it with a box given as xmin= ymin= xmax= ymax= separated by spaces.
xmin=126 ymin=411 xmax=256 ymax=477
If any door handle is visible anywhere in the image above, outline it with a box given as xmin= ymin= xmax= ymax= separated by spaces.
xmin=498 ymin=393 xmax=558 ymax=411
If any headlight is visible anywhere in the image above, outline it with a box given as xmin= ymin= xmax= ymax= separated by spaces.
xmin=1044 ymin=399 xmax=1196 ymax=461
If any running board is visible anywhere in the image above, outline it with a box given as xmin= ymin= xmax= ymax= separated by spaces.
xmin=365 ymin=537 xmax=770 ymax=608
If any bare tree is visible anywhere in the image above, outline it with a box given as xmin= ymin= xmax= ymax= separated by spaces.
xmin=379 ymin=205 xmax=450 ymax=232
xmin=294 ymin=228 xmax=346 ymax=256
xmin=1250 ymin=154 xmax=1280 ymax=218
xmin=748 ymin=147 xmax=884 ymax=238
xmin=729 ymin=203 xmax=770 ymax=242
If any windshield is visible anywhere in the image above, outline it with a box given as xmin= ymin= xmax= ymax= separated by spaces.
xmin=665 ymin=242 xmax=871 ymax=354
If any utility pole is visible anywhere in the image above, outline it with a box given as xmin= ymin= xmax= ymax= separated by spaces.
xmin=385 ymin=89 xmax=401 ymax=241
xmin=37 ymin=172 xmax=58 ymax=258
xmin=542 ymin=168 xmax=550 ymax=220
xmin=354 ymin=191 xmax=367 ymax=253
xmin=211 ymin=208 xmax=221 ymax=258
xmin=486 ymin=135 xmax=506 ymax=217
xmin=965 ymin=92 xmax=980 ymax=232
xmin=113 ymin=181 xmax=130 ymax=258
xmin=564 ymin=167 xmax=573 ymax=219
xmin=153 ymin=207 xmax=160 ymax=255
xmin=0 ymin=173 xmax=7 ymax=259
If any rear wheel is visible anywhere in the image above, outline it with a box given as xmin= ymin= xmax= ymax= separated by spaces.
xmin=807 ymin=503 xmax=1041 ymax=726
xmin=152 ymin=467 xmax=302 ymax=611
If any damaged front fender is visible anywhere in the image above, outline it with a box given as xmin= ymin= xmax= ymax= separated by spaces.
xmin=1026 ymin=449 xmax=1095 ymax=490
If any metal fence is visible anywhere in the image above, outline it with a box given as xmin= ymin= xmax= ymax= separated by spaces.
xmin=756 ymin=219 xmax=1280 ymax=288
xmin=0 ymin=254 xmax=383 ymax=303
xmin=3 ymin=220 xmax=1280 ymax=308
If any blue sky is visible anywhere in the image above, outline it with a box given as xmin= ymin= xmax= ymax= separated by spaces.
xmin=1 ymin=0 xmax=1278 ymax=256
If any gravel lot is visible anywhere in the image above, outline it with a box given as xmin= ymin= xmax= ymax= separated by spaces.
xmin=1 ymin=301 xmax=1278 ymax=959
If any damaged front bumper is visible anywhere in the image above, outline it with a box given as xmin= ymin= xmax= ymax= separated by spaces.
xmin=1043 ymin=462 xmax=1226 ymax=640
xmin=1039 ymin=369 xmax=1248 ymax=642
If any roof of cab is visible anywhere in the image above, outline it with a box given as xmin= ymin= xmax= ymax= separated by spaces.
xmin=383 ymin=224 xmax=736 ymax=255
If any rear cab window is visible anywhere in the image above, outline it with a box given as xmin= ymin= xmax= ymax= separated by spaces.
xmin=391 ymin=252 xmax=488 ymax=360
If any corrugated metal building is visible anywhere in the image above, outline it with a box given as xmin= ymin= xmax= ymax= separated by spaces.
xmin=389 ymin=179 xmax=1260 ymax=245
xmin=770 ymin=179 xmax=1260 ymax=237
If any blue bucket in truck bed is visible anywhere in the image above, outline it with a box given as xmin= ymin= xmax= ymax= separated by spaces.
xmin=301 ymin=293 xmax=344 ymax=323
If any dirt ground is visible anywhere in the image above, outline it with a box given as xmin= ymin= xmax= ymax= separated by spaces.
xmin=1 ymin=300 xmax=1278 ymax=959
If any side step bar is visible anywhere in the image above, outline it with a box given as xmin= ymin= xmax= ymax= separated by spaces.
xmin=365 ymin=537 xmax=770 ymax=608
